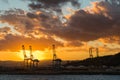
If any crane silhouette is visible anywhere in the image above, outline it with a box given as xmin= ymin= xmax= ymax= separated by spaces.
xmin=89 ymin=47 xmax=99 ymax=58
xmin=52 ymin=44 xmax=62 ymax=70
xmin=22 ymin=45 xmax=39 ymax=69
xmin=29 ymin=46 xmax=39 ymax=68
xmin=22 ymin=45 xmax=29 ymax=68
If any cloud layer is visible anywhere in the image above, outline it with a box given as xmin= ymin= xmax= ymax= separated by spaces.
xmin=29 ymin=0 xmax=80 ymax=9
xmin=32 ymin=0 xmax=120 ymax=42
xmin=0 ymin=0 xmax=120 ymax=52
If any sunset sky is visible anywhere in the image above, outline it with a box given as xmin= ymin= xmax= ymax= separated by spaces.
xmin=0 ymin=0 xmax=120 ymax=61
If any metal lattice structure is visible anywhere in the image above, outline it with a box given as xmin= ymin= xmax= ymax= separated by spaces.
xmin=52 ymin=44 xmax=62 ymax=70
xmin=29 ymin=46 xmax=39 ymax=68
xmin=89 ymin=47 xmax=99 ymax=58
xmin=22 ymin=45 xmax=39 ymax=69
xmin=22 ymin=45 xmax=29 ymax=68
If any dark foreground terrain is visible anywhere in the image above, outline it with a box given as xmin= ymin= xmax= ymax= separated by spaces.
xmin=0 ymin=52 xmax=120 ymax=75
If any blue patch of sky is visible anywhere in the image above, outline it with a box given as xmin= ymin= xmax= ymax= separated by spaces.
xmin=0 ymin=0 xmax=29 ymax=33
xmin=80 ymin=0 xmax=103 ymax=8
xmin=0 ymin=0 xmax=30 ymax=11
xmin=0 ymin=22 xmax=10 ymax=28
xmin=0 ymin=22 xmax=20 ymax=34
xmin=0 ymin=0 xmax=103 ymax=11
xmin=62 ymin=0 xmax=101 ymax=16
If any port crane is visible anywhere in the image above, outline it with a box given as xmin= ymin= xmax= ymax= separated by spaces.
xmin=22 ymin=45 xmax=29 ymax=68
xmin=52 ymin=44 xmax=62 ymax=70
xmin=22 ymin=45 xmax=39 ymax=69
xmin=29 ymin=46 xmax=39 ymax=68
xmin=89 ymin=47 xmax=99 ymax=58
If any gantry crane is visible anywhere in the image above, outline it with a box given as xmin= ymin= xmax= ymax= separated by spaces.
xmin=53 ymin=45 xmax=57 ymax=61
xmin=89 ymin=47 xmax=94 ymax=59
xmin=29 ymin=46 xmax=33 ymax=68
xmin=52 ymin=44 xmax=62 ymax=70
xmin=29 ymin=46 xmax=39 ymax=68
xmin=22 ymin=45 xmax=39 ymax=69
xmin=96 ymin=48 xmax=99 ymax=57
xmin=89 ymin=47 xmax=99 ymax=58
xmin=22 ymin=45 xmax=29 ymax=68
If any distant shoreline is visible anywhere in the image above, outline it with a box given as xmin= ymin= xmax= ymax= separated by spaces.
xmin=0 ymin=71 xmax=120 ymax=75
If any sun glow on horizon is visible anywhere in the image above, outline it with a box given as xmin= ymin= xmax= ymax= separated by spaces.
xmin=18 ymin=50 xmax=45 ymax=60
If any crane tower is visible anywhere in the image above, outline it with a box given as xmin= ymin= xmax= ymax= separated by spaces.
xmin=52 ymin=44 xmax=62 ymax=70
xmin=22 ymin=45 xmax=29 ymax=68
xmin=89 ymin=47 xmax=99 ymax=58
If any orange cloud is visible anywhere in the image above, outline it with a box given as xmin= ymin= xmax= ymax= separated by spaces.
xmin=0 ymin=0 xmax=120 ymax=61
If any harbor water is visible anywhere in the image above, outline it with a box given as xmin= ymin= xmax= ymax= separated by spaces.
xmin=0 ymin=75 xmax=120 ymax=80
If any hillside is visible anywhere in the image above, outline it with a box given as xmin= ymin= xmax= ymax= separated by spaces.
xmin=64 ymin=52 xmax=120 ymax=67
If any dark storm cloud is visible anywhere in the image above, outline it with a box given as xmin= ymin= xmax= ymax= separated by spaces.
xmin=27 ymin=12 xmax=38 ymax=18
xmin=0 ymin=9 xmax=37 ymax=34
xmin=26 ymin=11 xmax=63 ymax=32
xmin=38 ymin=0 xmax=120 ymax=42
xmin=29 ymin=0 xmax=80 ymax=9
xmin=28 ymin=0 xmax=80 ymax=16
xmin=37 ymin=11 xmax=111 ymax=41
